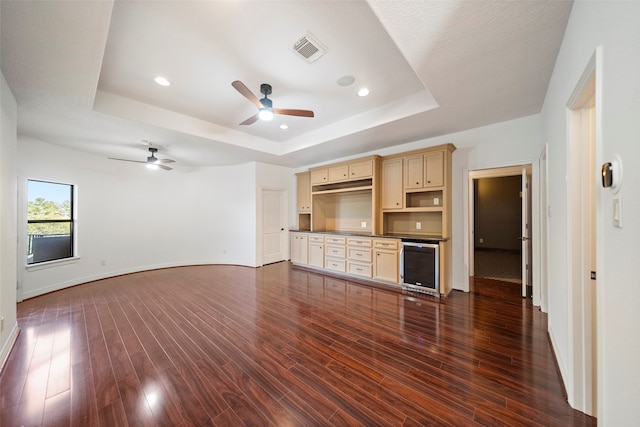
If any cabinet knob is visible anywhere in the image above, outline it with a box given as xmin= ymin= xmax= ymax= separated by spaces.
xmin=416 ymin=181 xmax=419 ymax=185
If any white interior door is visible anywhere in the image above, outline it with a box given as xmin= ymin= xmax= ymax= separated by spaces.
xmin=521 ymin=168 xmax=530 ymax=297
xmin=262 ymin=189 xmax=287 ymax=265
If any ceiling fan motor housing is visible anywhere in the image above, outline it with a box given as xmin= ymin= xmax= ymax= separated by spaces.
xmin=260 ymin=83 xmax=272 ymax=96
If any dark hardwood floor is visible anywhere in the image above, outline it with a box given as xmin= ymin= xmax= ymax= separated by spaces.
xmin=1 ymin=263 xmax=595 ymax=426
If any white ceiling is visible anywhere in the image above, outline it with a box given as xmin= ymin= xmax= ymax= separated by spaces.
xmin=0 ymin=0 xmax=573 ymax=169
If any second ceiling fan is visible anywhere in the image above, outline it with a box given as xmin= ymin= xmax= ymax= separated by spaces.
xmin=231 ymin=80 xmax=314 ymax=126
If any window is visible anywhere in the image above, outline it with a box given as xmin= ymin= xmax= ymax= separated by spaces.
xmin=27 ymin=180 xmax=74 ymax=264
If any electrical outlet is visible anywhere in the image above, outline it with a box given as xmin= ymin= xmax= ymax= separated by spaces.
xmin=416 ymin=222 xmax=422 ymax=230
xmin=479 ymin=238 xmax=484 ymax=244
xmin=361 ymin=221 xmax=367 ymax=228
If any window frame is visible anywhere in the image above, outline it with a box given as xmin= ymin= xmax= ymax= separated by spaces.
xmin=26 ymin=179 xmax=75 ymax=265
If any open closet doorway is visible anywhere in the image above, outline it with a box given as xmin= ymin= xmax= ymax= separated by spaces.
xmin=469 ymin=165 xmax=532 ymax=297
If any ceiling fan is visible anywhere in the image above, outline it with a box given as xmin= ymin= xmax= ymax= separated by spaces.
xmin=109 ymin=147 xmax=175 ymax=170
xmin=231 ymin=80 xmax=314 ymax=125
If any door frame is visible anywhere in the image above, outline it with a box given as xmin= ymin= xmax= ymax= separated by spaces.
xmin=464 ymin=163 xmax=539 ymax=301
xmin=565 ymin=48 xmax=601 ymax=416
xmin=257 ymin=187 xmax=288 ymax=267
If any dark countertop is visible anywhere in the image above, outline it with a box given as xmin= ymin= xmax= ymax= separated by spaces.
xmin=289 ymin=230 xmax=448 ymax=243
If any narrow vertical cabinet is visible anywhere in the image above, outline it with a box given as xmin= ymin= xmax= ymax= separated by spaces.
xmin=296 ymin=172 xmax=311 ymax=231
xmin=290 ymin=232 xmax=308 ymax=265
xmin=381 ymin=158 xmax=403 ymax=210
xmin=296 ymin=172 xmax=311 ymax=213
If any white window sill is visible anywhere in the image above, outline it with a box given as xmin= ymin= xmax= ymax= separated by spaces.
xmin=25 ymin=256 xmax=81 ymax=272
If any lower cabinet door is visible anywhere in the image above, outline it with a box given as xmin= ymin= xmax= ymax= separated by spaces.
xmin=374 ymin=250 xmax=399 ymax=283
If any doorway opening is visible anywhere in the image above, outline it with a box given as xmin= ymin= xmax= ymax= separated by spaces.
xmin=468 ymin=165 xmax=532 ymax=297
xmin=473 ymin=175 xmax=522 ymax=283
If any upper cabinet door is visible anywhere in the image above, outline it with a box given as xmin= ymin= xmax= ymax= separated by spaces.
xmin=424 ymin=151 xmax=444 ymax=187
xmin=328 ymin=165 xmax=349 ymax=182
xmin=349 ymin=160 xmax=373 ymax=180
xmin=381 ymin=158 xmax=403 ymax=209
xmin=310 ymin=169 xmax=328 ymax=185
xmin=404 ymin=155 xmax=424 ymax=189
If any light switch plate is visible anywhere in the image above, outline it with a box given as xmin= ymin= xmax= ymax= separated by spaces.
xmin=613 ymin=196 xmax=623 ymax=228
xmin=361 ymin=221 xmax=367 ymax=228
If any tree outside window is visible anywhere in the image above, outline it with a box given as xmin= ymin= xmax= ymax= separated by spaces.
xmin=27 ymin=180 xmax=74 ymax=264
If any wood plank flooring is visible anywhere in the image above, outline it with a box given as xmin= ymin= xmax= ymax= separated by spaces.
xmin=1 ymin=263 xmax=595 ymax=426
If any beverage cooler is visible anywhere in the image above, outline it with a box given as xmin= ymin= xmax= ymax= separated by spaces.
xmin=400 ymin=240 xmax=439 ymax=296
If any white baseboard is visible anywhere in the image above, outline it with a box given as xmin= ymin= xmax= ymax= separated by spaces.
xmin=0 ymin=323 xmax=20 ymax=375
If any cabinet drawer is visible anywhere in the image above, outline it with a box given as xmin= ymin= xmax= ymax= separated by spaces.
xmin=325 ymin=236 xmax=346 ymax=245
xmin=325 ymin=258 xmax=346 ymax=272
xmin=347 ymin=238 xmax=372 ymax=248
xmin=325 ymin=245 xmax=346 ymax=258
xmin=374 ymin=239 xmax=399 ymax=250
xmin=348 ymin=248 xmax=372 ymax=262
xmin=308 ymin=235 xmax=324 ymax=243
xmin=348 ymin=262 xmax=372 ymax=278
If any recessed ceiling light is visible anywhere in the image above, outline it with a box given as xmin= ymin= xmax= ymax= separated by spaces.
xmin=357 ymin=87 xmax=370 ymax=97
xmin=154 ymin=76 xmax=170 ymax=86
xmin=337 ymin=75 xmax=355 ymax=86
xmin=280 ymin=124 xmax=289 ymax=130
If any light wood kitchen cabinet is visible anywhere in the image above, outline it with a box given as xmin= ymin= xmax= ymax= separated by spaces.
xmin=296 ymin=172 xmax=311 ymax=213
xmin=310 ymin=169 xmax=329 ymax=185
xmin=424 ymin=151 xmax=444 ymax=187
xmin=328 ymin=165 xmax=349 ymax=182
xmin=348 ymin=159 xmax=373 ymax=180
xmin=404 ymin=154 xmax=424 ymax=190
xmin=404 ymin=150 xmax=444 ymax=190
xmin=307 ymin=234 xmax=325 ymax=268
xmin=347 ymin=237 xmax=373 ymax=278
xmin=325 ymin=236 xmax=346 ymax=273
xmin=374 ymin=252 xmax=399 ymax=283
xmin=290 ymin=232 xmax=308 ymax=264
xmin=381 ymin=158 xmax=403 ymax=210
xmin=373 ymin=239 xmax=399 ymax=283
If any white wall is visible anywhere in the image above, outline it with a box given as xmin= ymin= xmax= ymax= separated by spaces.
xmin=16 ymin=138 xmax=295 ymax=299
xmin=0 ymin=71 xmax=19 ymax=365
xmin=541 ymin=1 xmax=640 ymax=424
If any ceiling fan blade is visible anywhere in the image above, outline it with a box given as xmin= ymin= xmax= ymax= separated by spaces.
xmin=232 ymin=80 xmax=262 ymax=108
xmin=158 ymin=164 xmax=173 ymax=171
xmin=156 ymin=158 xmax=175 ymax=164
xmin=108 ymin=157 xmax=146 ymax=164
xmin=274 ymin=108 xmax=315 ymax=118
xmin=239 ymin=114 xmax=260 ymax=126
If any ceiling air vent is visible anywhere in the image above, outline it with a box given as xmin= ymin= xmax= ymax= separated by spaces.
xmin=292 ymin=32 xmax=327 ymax=63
